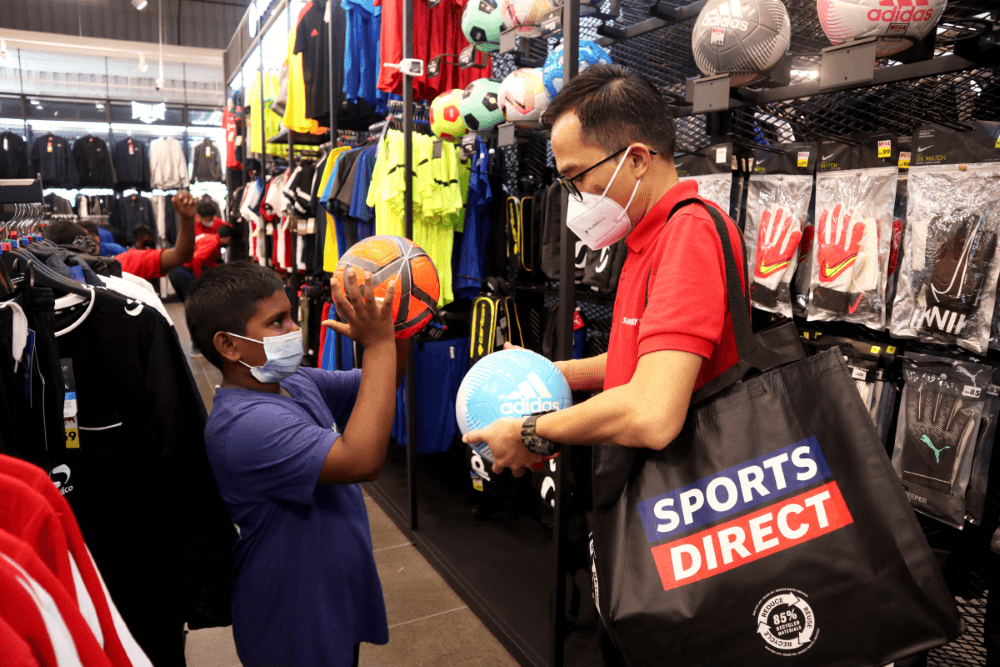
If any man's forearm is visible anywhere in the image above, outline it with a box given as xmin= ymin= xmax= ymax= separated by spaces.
xmin=534 ymin=383 xmax=681 ymax=450
xmin=556 ymin=353 xmax=607 ymax=392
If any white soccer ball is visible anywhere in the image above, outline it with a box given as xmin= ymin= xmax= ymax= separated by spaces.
xmin=817 ymin=0 xmax=948 ymax=58
xmin=499 ymin=0 xmax=556 ymax=37
xmin=498 ymin=68 xmax=551 ymax=128
xmin=691 ymin=0 xmax=791 ymax=87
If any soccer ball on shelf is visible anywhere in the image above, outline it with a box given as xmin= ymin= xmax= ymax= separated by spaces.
xmin=498 ymin=68 xmax=551 ymax=128
xmin=430 ymin=89 xmax=468 ymax=141
xmin=817 ymin=0 xmax=948 ymax=58
xmin=541 ymin=40 xmax=613 ymax=99
xmin=499 ymin=0 xmax=557 ymax=37
xmin=462 ymin=0 xmax=505 ymax=52
xmin=691 ymin=0 xmax=791 ymax=87
xmin=460 ymin=79 xmax=505 ymax=132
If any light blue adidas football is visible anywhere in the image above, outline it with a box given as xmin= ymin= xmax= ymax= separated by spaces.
xmin=541 ymin=40 xmax=613 ymax=98
xmin=456 ymin=348 xmax=572 ymax=462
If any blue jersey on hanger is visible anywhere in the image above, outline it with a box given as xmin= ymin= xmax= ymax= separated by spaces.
xmin=455 ymin=138 xmax=492 ymax=300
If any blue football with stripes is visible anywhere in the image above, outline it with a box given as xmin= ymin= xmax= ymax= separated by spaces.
xmin=456 ymin=348 xmax=572 ymax=462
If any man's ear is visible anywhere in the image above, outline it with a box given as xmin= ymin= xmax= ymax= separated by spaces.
xmin=630 ymin=145 xmax=654 ymax=179
xmin=214 ymin=332 xmax=242 ymax=363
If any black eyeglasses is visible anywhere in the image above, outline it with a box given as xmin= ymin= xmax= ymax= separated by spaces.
xmin=556 ymin=146 xmax=658 ymax=201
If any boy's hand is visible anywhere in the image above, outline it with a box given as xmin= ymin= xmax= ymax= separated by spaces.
xmin=323 ymin=269 xmax=396 ymax=348
xmin=172 ymin=191 xmax=197 ymax=220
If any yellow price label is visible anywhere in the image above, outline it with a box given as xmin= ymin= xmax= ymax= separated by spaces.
xmin=995 ymin=134 xmax=1000 ymax=149
xmin=887 ymin=346 xmax=897 ymax=355
xmin=65 ymin=424 xmax=80 ymax=449
xmin=878 ymin=140 xmax=892 ymax=159
xmin=472 ymin=477 xmax=483 ymax=492
xmin=870 ymin=345 xmax=881 ymax=354
xmin=898 ymin=151 xmax=910 ymax=169
xmin=797 ymin=151 xmax=809 ymax=168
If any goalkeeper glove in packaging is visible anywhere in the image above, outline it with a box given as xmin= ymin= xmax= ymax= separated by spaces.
xmin=745 ymin=143 xmax=816 ymax=318
xmin=964 ymin=362 xmax=999 ymax=525
xmin=808 ymin=133 xmax=898 ymax=329
xmin=892 ymin=353 xmax=988 ymax=529
xmin=889 ymin=122 xmax=1000 ymax=354
xmin=675 ymin=143 xmax=735 ymax=219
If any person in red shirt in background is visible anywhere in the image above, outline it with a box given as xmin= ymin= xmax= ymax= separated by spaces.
xmin=116 ymin=191 xmax=197 ymax=282
xmin=196 ymin=198 xmax=226 ymax=236
xmin=168 ymin=224 xmax=233 ymax=300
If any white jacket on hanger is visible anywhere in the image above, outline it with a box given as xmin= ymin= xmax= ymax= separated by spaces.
xmin=150 ymin=138 xmax=190 ymax=190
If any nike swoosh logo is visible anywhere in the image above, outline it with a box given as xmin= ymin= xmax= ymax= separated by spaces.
xmin=822 ymin=154 xmax=835 ymax=161
xmin=756 ymin=258 xmax=791 ymax=276
xmin=124 ymin=302 xmax=144 ymax=317
xmin=917 ymin=145 xmax=933 ymax=152
xmin=848 ymin=293 xmax=864 ymax=314
xmin=821 ymin=256 xmax=857 ymax=279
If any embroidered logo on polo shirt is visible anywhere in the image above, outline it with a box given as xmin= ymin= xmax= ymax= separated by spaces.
xmin=623 ymin=316 xmax=641 ymax=326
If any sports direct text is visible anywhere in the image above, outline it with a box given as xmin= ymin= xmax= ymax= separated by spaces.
xmin=635 ymin=438 xmax=854 ymax=591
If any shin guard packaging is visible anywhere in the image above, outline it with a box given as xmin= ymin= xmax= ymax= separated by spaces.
xmin=808 ymin=133 xmax=898 ymax=328
xmin=892 ymin=353 xmax=989 ymax=529
xmin=676 ymin=143 xmax=735 ymax=219
xmin=592 ymin=200 xmax=960 ymax=667
xmin=889 ymin=122 xmax=1000 ymax=354
xmin=745 ymin=143 xmax=816 ymax=317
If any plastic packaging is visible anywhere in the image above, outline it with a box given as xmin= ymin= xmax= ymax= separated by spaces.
xmin=889 ymin=122 xmax=1000 ymax=354
xmin=892 ymin=352 xmax=989 ymax=529
xmin=744 ymin=143 xmax=817 ymax=318
xmin=675 ymin=143 xmax=734 ymax=218
xmin=965 ymin=365 xmax=998 ymax=525
xmin=808 ymin=133 xmax=898 ymax=329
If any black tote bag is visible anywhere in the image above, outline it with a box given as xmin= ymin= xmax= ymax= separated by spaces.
xmin=591 ymin=199 xmax=961 ymax=667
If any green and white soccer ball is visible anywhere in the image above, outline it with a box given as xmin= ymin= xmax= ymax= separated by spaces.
xmin=460 ymin=79 xmax=504 ymax=132
xmin=462 ymin=0 xmax=504 ymax=52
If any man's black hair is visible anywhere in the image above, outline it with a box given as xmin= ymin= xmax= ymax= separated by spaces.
xmin=541 ymin=63 xmax=676 ymax=157
xmin=77 ymin=220 xmax=99 ymax=237
xmin=134 ymin=224 xmax=153 ymax=240
xmin=43 ymin=220 xmax=89 ymax=245
xmin=197 ymin=199 xmax=217 ymax=218
xmin=185 ymin=261 xmax=285 ymax=369
xmin=217 ymin=224 xmax=233 ymax=240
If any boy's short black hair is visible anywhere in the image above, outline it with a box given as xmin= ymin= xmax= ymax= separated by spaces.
xmin=197 ymin=200 xmax=217 ymax=218
xmin=541 ymin=63 xmax=675 ymax=157
xmin=217 ymin=224 xmax=233 ymax=240
xmin=77 ymin=220 xmax=99 ymax=237
xmin=133 ymin=224 xmax=152 ymax=239
xmin=185 ymin=261 xmax=285 ymax=369
xmin=43 ymin=220 xmax=89 ymax=245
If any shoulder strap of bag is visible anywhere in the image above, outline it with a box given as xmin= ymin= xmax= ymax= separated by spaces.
xmin=643 ymin=197 xmax=764 ymax=404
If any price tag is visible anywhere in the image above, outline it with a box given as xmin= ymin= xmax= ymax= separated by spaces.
xmin=61 ymin=359 xmax=80 ymax=449
xmin=870 ymin=345 xmax=881 ymax=355
xmin=471 ymin=471 xmax=483 ymax=492
xmin=896 ymin=151 xmax=909 ymax=169
xmin=497 ymin=122 xmax=516 ymax=148
xmin=542 ymin=16 xmax=560 ymax=33
xmin=886 ymin=345 xmax=897 ymax=355
xmin=716 ymin=147 xmax=727 ymax=164
xmin=987 ymin=384 xmax=1000 ymax=397
xmin=47 ymin=141 xmax=53 ymax=153
xmin=711 ymin=27 xmax=726 ymax=46
xmin=433 ymin=139 xmax=443 ymax=159
xmin=235 ymin=136 xmax=243 ymax=146
xmin=428 ymin=56 xmax=441 ymax=78
xmin=797 ymin=151 xmax=809 ymax=168
xmin=963 ymin=385 xmax=982 ymax=399
xmin=995 ymin=134 xmax=1000 ymax=149
xmin=460 ymin=45 xmax=476 ymax=68
xmin=461 ymin=132 xmax=477 ymax=160
xmin=878 ymin=139 xmax=892 ymax=158
xmin=129 ymin=143 xmax=134 ymax=155
xmin=206 ymin=146 xmax=212 ymax=157
xmin=851 ymin=367 xmax=867 ymax=381
xmin=306 ymin=217 xmax=316 ymax=234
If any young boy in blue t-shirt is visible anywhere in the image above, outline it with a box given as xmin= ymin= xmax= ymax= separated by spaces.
xmin=185 ymin=261 xmax=406 ymax=667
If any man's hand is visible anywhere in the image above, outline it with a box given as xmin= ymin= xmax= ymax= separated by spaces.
xmin=463 ymin=417 xmax=544 ymax=477
xmin=324 ymin=269 xmax=396 ymax=348
xmin=172 ymin=191 xmax=198 ymax=220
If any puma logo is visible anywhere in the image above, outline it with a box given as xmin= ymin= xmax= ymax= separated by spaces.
xmin=921 ymin=435 xmax=950 ymax=463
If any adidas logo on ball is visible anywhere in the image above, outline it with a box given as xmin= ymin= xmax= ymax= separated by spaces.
xmin=867 ymin=0 xmax=934 ymax=24
xmin=498 ymin=372 xmax=564 ymax=415
xmin=700 ymin=0 xmax=749 ymax=32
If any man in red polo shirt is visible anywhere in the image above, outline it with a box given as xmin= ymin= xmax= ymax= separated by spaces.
xmin=116 ymin=191 xmax=197 ymax=282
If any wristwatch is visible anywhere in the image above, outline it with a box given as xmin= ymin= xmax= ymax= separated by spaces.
xmin=521 ymin=411 xmax=560 ymax=457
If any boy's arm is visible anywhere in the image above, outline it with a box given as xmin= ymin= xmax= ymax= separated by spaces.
xmin=317 ymin=271 xmax=399 ymax=484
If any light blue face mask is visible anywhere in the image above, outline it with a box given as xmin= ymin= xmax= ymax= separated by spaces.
xmin=227 ymin=329 xmax=303 ymax=384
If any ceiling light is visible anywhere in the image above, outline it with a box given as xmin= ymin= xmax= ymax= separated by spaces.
xmin=131 ymin=0 xmax=148 ymax=10
xmin=138 ymin=52 xmax=148 ymax=73
xmin=96 ymin=103 xmax=105 ymax=110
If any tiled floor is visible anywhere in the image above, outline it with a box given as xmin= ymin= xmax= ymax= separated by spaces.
xmin=167 ymin=302 xmax=518 ymax=667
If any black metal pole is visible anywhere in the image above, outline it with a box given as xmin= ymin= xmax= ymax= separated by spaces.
xmin=552 ymin=4 xmax=579 ymax=665
xmin=258 ymin=33 xmax=267 ymax=179
xmin=403 ymin=0 xmax=418 ymax=533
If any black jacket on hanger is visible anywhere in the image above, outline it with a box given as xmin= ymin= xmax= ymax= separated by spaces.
xmin=192 ymin=139 xmax=223 ymax=183
xmin=0 ymin=132 xmax=31 ymax=179
xmin=113 ymin=137 xmax=151 ymax=191
xmin=114 ymin=194 xmax=155 ymax=245
xmin=73 ymin=135 xmax=116 ymax=188
xmin=30 ymin=134 xmax=78 ymax=188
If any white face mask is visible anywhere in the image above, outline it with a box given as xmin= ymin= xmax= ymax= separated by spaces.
xmin=566 ymin=146 xmax=643 ymax=250
xmin=227 ymin=329 xmax=303 ymax=384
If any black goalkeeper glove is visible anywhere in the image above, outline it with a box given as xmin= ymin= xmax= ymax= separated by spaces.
xmin=919 ymin=213 xmax=997 ymax=336
xmin=900 ymin=383 xmax=977 ymax=493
